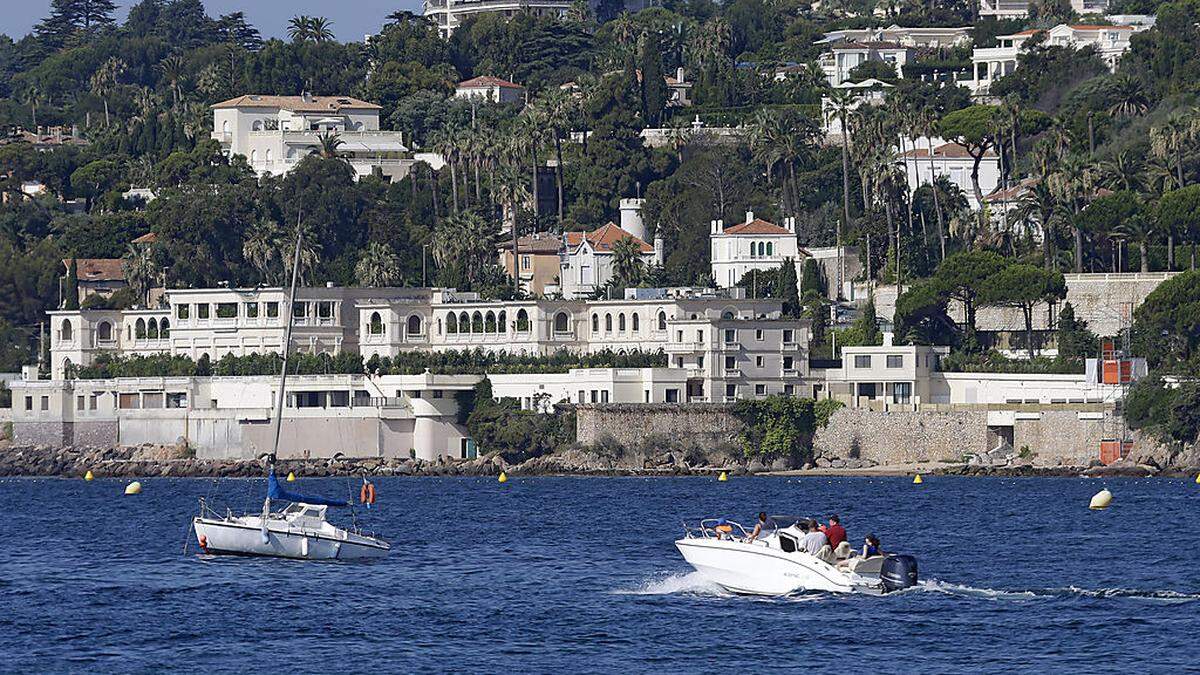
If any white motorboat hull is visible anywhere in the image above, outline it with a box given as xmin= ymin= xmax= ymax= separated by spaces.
xmin=194 ymin=517 xmax=390 ymax=560
xmin=675 ymin=538 xmax=879 ymax=595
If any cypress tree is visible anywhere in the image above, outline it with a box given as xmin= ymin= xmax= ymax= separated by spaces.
xmin=639 ymin=32 xmax=668 ymax=127
xmin=64 ymin=258 xmax=80 ymax=310
xmin=779 ymin=258 xmax=800 ymax=318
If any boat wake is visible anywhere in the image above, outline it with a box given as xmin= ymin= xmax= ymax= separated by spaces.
xmin=915 ymin=580 xmax=1200 ymax=603
xmin=615 ymin=571 xmax=732 ymax=597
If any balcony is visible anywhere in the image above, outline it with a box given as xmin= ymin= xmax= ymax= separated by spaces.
xmin=725 ymin=368 xmax=742 ymax=378
xmin=665 ymin=341 xmax=703 ymax=354
xmin=782 ymin=368 xmax=799 ymax=378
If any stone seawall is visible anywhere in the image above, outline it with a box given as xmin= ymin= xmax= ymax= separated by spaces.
xmin=575 ymin=403 xmax=743 ymax=452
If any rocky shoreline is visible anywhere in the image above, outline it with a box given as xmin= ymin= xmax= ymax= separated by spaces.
xmin=0 ymin=443 xmax=1194 ymax=479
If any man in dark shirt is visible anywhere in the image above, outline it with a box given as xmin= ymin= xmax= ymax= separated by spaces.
xmin=821 ymin=514 xmax=847 ymax=550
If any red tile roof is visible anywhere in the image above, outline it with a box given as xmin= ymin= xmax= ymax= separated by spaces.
xmin=132 ymin=232 xmax=157 ymax=245
xmin=497 ymin=232 xmax=561 ymax=254
xmin=720 ymin=218 xmax=792 ymax=235
xmin=210 ymin=94 xmax=380 ymax=112
xmin=63 ymin=258 xmax=125 ymax=282
xmin=458 ymin=76 xmax=524 ymax=89
xmin=566 ymin=222 xmax=653 ymax=253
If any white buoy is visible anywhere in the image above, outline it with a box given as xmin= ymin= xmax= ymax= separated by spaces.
xmin=124 ymin=481 xmax=142 ymax=496
xmin=1089 ymin=488 xmax=1112 ymax=510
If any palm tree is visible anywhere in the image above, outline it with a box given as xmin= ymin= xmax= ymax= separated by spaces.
xmin=288 ymin=16 xmax=310 ymax=42
xmin=290 ymin=16 xmax=335 ymax=43
xmin=156 ymin=55 xmax=186 ymax=107
xmin=827 ymin=88 xmax=858 ymax=297
xmin=122 ymin=244 xmax=156 ymax=307
xmin=20 ymin=85 xmax=42 ymax=129
xmin=1097 ymin=150 xmax=1143 ymax=192
xmin=1107 ymin=74 xmax=1149 ymax=119
xmin=90 ymin=57 xmax=124 ymax=127
xmin=309 ymin=17 xmax=335 ymax=42
xmin=513 ymin=108 xmax=547 ymax=227
xmin=1151 ymin=111 xmax=1192 ymax=190
xmin=1015 ymin=182 xmax=1060 ymax=270
xmin=243 ymin=219 xmax=286 ymax=284
xmin=433 ymin=124 xmax=464 ymax=214
xmin=493 ymin=162 xmax=533 ymax=289
xmin=1049 ymin=154 xmax=1091 ymax=273
xmin=355 ymin=242 xmax=402 ymax=287
xmin=316 ymin=130 xmax=344 ymax=159
xmin=431 ymin=212 xmax=497 ymax=287
xmin=1115 ymin=215 xmax=1155 ymax=272
xmin=611 ymin=236 xmax=646 ymax=287
xmin=534 ymin=88 xmax=575 ymax=227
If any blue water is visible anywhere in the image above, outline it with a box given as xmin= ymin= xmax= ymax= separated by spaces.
xmin=1 ymin=476 xmax=1197 ymax=673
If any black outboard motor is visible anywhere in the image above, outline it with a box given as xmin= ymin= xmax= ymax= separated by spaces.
xmin=880 ymin=554 xmax=919 ymax=593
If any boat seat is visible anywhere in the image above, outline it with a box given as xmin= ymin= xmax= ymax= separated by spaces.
xmin=845 ymin=555 xmax=886 ymax=576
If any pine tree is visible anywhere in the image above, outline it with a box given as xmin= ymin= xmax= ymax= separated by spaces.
xmin=778 ymin=258 xmax=800 ymax=318
xmin=64 ymin=258 xmax=80 ymax=310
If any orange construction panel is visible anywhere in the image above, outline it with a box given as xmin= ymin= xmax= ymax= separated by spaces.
xmin=1100 ymin=440 xmax=1121 ymax=465
xmin=1102 ymin=360 xmax=1119 ymax=385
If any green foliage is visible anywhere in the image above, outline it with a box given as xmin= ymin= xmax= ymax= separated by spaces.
xmin=1055 ymin=301 xmax=1099 ymax=365
xmin=63 ymin=258 xmax=79 ymax=310
xmin=939 ymin=350 xmax=1082 ymax=374
xmin=778 ymin=258 xmax=800 ymax=318
xmin=74 ymin=350 xmax=365 ymax=379
xmin=367 ymin=348 xmax=667 ymax=375
xmin=1132 ymin=269 xmax=1200 ymax=371
xmin=465 ymin=377 xmax=574 ymax=460
xmin=813 ymin=398 xmax=843 ymax=428
xmin=733 ymin=395 xmax=817 ymax=458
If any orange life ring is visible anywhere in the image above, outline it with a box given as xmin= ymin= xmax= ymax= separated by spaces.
xmin=198 ymin=534 xmax=208 ymax=551
xmin=360 ymin=482 xmax=376 ymax=505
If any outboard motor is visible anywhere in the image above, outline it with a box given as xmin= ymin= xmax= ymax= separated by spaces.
xmin=880 ymin=554 xmax=919 ymax=593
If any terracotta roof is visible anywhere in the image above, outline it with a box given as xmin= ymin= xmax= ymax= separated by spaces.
xmin=458 ymin=76 xmax=524 ymax=89
xmin=720 ymin=218 xmax=792 ymax=235
xmin=131 ymin=232 xmax=157 ymax=245
xmin=63 ymin=258 xmax=125 ymax=282
xmin=210 ymin=95 xmax=380 ymax=112
xmin=984 ymin=178 xmax=1037 ymax=202
xmin=497 ymin=232 xmax=561 ymax=254
xmin=899 ymin=142 xmax=997 ymax=159
xmin=566 ymin=222 xmax=653 ymax=254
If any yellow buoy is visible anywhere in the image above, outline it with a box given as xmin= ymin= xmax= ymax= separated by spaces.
xmin=286 ymin=471 xmax=296 ymax=482
xmin=124 ymin=481 xmax=142 ymax=495
xmin=913 ymin=474 xmax=923 ymax=484
xmin=1195 ymin=474 xmax=1200 ymax=484
xmin=84 ymin=470 xmax=94 ymax=481
xmin=1089 ymin=488 xmax=1113 ymax=510
xmin=498 ymin=471 xmax=508 ymax=483
xmin=718 ymin=471 xmax=728 ymax=482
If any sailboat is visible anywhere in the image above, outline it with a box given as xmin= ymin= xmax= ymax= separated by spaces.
xmin=192 ymin=218 xmax=391 ymax=560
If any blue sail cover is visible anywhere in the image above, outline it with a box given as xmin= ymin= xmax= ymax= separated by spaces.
xmin=266 ymin=470 xmax=348 ymax=507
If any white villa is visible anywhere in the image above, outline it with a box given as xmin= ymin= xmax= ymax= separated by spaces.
xmin=819 ymin=41 xmax=914 ymax=86
xmin=558 ymin=216 xmax=664 ymax=299
xmin=818 ymin=25 xmax=972 ymax=48
xmin=980 ymin=0 xmax=1109 ymax=18
xmin=210 ymin=94 xmax=413 ymax=181
xmin=968 ymin=24 xmax=1138 ymax=94
xmin=454 ymin=76 xmax=526 ymax=104
xmin=425 ymin=0 xmax=570 ymax=37
xmin=710 ymin=212 xmax=805 ymax=290
xmin=898 ymin=141 xmax=1001 ymax=210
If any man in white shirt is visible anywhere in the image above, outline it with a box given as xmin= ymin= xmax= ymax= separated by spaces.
xmin=798 ymin=519 xmax=828 ymax=555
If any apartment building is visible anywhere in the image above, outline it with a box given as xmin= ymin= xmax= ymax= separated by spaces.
xmin=210 ymin=94 xmax=412 ymax=180
xmin=819 ymin=41 xmax=914 ymax=86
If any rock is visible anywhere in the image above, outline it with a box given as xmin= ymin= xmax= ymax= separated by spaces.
xmin=816 ymin=457 xmax=831 ymax=468
xmin=802 ymin=462 xmax=815 ymax=471
xmin=747 ymin=458 xmax=767 ymax=473
xmin=830 ymin=458 xmax=846 ymax=468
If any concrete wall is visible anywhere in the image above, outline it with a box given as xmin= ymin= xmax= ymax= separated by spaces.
xmin=575 ymin=403 xmax=742 ymax=451
xmin=813 ymin=406 xmax=1125 ymax=466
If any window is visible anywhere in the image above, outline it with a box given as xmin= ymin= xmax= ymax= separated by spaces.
xmin=783 ymin=329 xmax=794 ymax=343
xmin=631 ymin=314 xmax=639 ymax=332
xmin=317 ymin=302 xmax=334 ymax=320
xmin=521 ymin=254 xmax=531 ymax=270
xmin=590 ymin=390 xmax=598 ymax=403
xmin=755 ymin=329 xmax=764 ymax=341
xmin=554 ymin=312 xmax=569 ymax=333
xmin=696 ymin=330 xmax=704 ymax=343
xmin=160 ymin=319 xmax=170 ymax=338
xmin=197 ymin=304 xmax=210 ymax=319
xmin=431 ymin=390 xmax=443 ymax=399
xmin=293 ymin=302 xmax=307 ymax=319
xmin=96 ymin=321 xmax=112 ymax=342
xmin=783 ymin=356 xmax=794 ymax=370
xmin=725 ymin=384 xmax=737 ymax=398
xmin=368 ymin=312 xmax=384 ymax=335
xmin=784 ymin=384 xmax=794 ymax=396
xmin=893 ymin=382 xmax=912 ymax=405
xmin=600 ymin=390 xmax=609 ymax=403
xmin=60 ymin=319 xmax=72 ymax=341
xmin=755 ymin=356 xmax=764 ymax=368
xmin=854 ymin=355 xmax=872 ymax=368
xmin=471 ymin=311 xmax=483 ymax=333
xmin=135 ymin=318 xmax=146 ymax=339
xmin=697 ymin=355 xmax=704 ymax=368
xmin=407 ymin=314 xmax=423 ymax=336
xmin=266 ymin=302 xmax=279 ymax=318
xmin=592 ymin=313 xmax=600 ymax=333
xmin=447 ymin=313 xmax=458 ymax=334
xmin=887 ymin=355 xmax=904 ymax=368
xmin=665 ymin=388 xmax=680 ymax=403
xmin=724 ymin=329 xmax=736 ymax=343
xmin=676 ymin=330 xmax=683 ymax=342
xmin=498 ymin=310 xmax=507 ymax=333
xmin=724 ymin=356 xmax=737 ymax=369
xmin=216 ymin=303 xmax=237 ymax=319
xmin=604 ymin=313 xmax=613 ymax=332
xmin=484 ymin=311 xmax=496 ymax=333
xmin=147 ymin=319 xmax=159 ymax=339
xmin=657 ymin=311 xmax=667 ymax=331
xmin=766 ymin=242 xmax=773 ymax=256
xmin=177 ymin=304 xmax=189 ymax=319
xmin=618 ymin=313 xmax=626 ymax=332
xmin=41 ymin=396 xmax=49 ymax=411
xmin=578 ymin=390 xmax=585 ymax=403
xmin=246 ymin=303 xmax=259 ymax=318
xmin=755 ymin=384 xmax=767 ymax=396
xmin=24 ymin=396 xmax=32 ymax=411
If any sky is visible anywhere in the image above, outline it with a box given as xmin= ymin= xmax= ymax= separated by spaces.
xmin=4 ymin=0 xmax=423 ymax=41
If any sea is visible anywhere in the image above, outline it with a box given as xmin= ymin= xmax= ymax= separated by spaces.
xmin=1 ymin=475 xmax=1196 ymax=673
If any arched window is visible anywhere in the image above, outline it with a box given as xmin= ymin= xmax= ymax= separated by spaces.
xmin=657 ymin=311 xmax=666 ymax=331
xmin=631 ymin=313 xmax=639 ymax=332
xmin=516 ymin=309 xmax=529 ymax=332
xmin=447 ymin=313 xmax=458 ymax=334
xmin=406 ymin=314 xmax=422 ymax=336
xmin=605 ymin=313 xmax=613 ymax=332
xmin=471 ymin=311 xmax=483 ymax=333
xmin=222 ymin=120 xmax=230 ymax=134
xmin=369 ymin=311 xmax=384 ymax=335
xmin=591 ymin=313 xmax=599 ymax=333
xmin=485 ymin=311 xmax=496 ymax=333
xmin=60 ymin=319 xmax=72 ymax=342
xmin=159 ymin=318 xmax=170 ymax=339
xmin=250 ymin=149 xmax=258 ymax=163
xmin=498 ymin=310 xmax=507 ymax=333
xmin=135 ymin=318 xmax=146 ymax=339
xmin=766 ymin=242 xmax=774 ymax=256
xmin=554 ymin=311 xmax=569 ymax=333
xmin=722 ymin=311 xmax=735 ymax=320
xmin=459 ymin=312 xmax=470 ymax=333
xmin=147 ymin=319 xmax=159 ymax=339
xmin=252 ymin=120 xmax=263 ymax=131
xmin=96 ymin=321 xmax=112 ymax=344
xmin=618 ymin=313 xmax=626 ymax=332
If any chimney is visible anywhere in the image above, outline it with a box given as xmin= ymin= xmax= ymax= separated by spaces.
xmin=653 ymin=236 xmax=664 ymax=265
xmin=745 ymin=210 xmax=754 ymax=224
xmin=302 ymin=91 xmax=313 ymax=103
xmin=710 ymin=219 xmax=718 ymax=235
xmin=676 ymin=66 xmax=685 ymax=82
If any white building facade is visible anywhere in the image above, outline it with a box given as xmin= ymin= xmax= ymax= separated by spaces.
xmin=898 ymin=140 xmax=1001 ymax=210
xmin=968 ymin=24 xmax=1138 ymax=94
xmin=425 ymin=0 xmax=570 ymax=37
xmin=210 ymin=94 xmax=412 ymax=180
xmin=710 ymin=212 xmax=805 ymax=290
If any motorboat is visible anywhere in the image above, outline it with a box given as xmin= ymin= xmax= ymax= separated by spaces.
xmin=675 ymin=516 xmax=917 ymax=595
xmin=193 ymin=472 xmax=390 ymax=560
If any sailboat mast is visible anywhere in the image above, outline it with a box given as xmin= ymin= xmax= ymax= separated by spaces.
xmin=269 ymin=214 xmax=305 ymax=465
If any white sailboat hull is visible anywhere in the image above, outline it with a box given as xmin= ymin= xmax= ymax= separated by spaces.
xmin=194 ymin=515 xmax=390 ymax=560
xmin=675 ymin=538 xmax=879 ymax=595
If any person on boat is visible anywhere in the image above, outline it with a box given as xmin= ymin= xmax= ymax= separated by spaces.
xmin=746 ymin=512 xmax=775 ymax=542
xmin=836 ymin=534 xmax=884 ymax=569
xmin=820 ymin=514 xmax=847 ymax=550
xmin=712 ymin=518 xmax=735 ymax=540
xmin=797 ymin=519 xmax=828 ymax=555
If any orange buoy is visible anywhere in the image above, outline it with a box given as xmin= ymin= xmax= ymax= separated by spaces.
xmin=360 ymin=480 xmax=376 ymax=505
